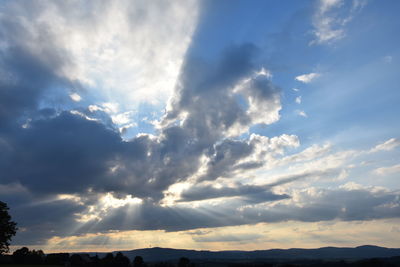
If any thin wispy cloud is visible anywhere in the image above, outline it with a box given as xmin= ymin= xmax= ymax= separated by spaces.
xmin=311 ymin=0 xmax=367 ymax=45
xmin=373 ymin=164 xmax=400 ymax=176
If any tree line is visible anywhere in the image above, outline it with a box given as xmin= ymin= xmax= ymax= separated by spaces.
xmin=0 ymin=247 xmax=193 ymax=267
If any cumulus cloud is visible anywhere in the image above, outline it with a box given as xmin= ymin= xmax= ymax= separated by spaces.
xmin=0 ymin=6 xmax=291 ymax=243
xmin=295 ymin=73 xmax=320 ymax=83
xmin=197 ymin=134 xmax=299 ymax=182
xmin=1 ymin=0 xmax=397 ymax=248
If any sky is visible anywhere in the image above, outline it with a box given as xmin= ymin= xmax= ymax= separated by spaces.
xmin=0 ymin=0 xmax=399 ymax=253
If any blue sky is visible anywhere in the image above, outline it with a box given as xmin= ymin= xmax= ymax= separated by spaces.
xmin=0 ymin=0 xmax=399 ymax=252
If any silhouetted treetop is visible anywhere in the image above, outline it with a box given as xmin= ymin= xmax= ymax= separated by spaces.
xmin=0 ymin=201 xmax=17 ymax=254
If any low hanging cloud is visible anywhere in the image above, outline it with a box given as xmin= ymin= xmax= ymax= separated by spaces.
xmin=13 ymin=183 xmax=400 ymax=245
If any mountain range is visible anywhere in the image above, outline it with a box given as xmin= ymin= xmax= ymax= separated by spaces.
xmin=89 ymin=245 xmax=400 ymax=262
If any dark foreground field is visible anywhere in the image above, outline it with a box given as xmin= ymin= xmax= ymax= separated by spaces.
xmin=2 ymin=245 xmax=400 ymax=266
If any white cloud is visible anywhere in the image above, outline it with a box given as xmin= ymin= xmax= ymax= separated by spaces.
xmin=384 ymin=55 xmax=393 ymax=63
xmin=293 ymin=88 xmax=300 ymax=92
xmin=6 ymin=0 xmax=200 ymax=114
xmin=373 ymin=164 xmax=400 ymax=176
xmin=311 ymin=0 xmax=366 ymax=45
xmin=111 ymin=111 xmax=135 ymax=125
xmin=242 ymin=71 xmax=282 ymax=127
xmin=250 ymin=133 xmax=300 ymax=157
xmin=101 ymin=102 xmax=119 ymax=114
xmin=69 ymin=110 xmax=98 ymax=121
xmin=295 ymin=73 xmax=320 ymax=83
xmin=296 ymin=110 xmax=308 ymax=117
xmin=295 ymin=96 xmax=302 ymax=104
xmin=69 ymin=93 xmax=82 ymax=102
xmin=369 ymin=138 xmax=400 ymax=153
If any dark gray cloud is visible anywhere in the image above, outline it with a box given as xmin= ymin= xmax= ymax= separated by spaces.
xmin=10 ymin=198 xmax=87 ymax=245
xmin=1 ymin=112 xmax=122 ymax=195
xmin=0 ymin=31 xmax=70 ymax=127
xmin=69 ymin=186 xmax=400 ymax=236
xmin=177 ymin=167 xmax=344 ymax=204
xmin=5 ymin=183 xmax=400 ymax=245
xmin=241 ymin=187 xmax=400 ymax=223
xmin=200 ymin=139 xmax=255 ymax=181
xmin=179 ymin=183 xmax=289 ymax=203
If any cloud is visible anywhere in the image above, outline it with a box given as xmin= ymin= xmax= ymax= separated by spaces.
xmin=192 ymin=233 xmax=263 ymax=243
xmin=295 ymin=73 xmax=320 ymax=83
xmin=0 ymin=30 xmax=291 ymax=244
xmin=296 ymin=110 xmax=308 ymax=117
xmin=10 ymin=197 xmax=87 ymax=245
xmin=383 ymin=55 xmax=393 ymax=64
xmin=265 ymin=168 xmax=343 ymax=187
xmin=311 ymin=0 xmax=366 ymax=45
xmin=197 ymin=134 xmax=299 ymax=182
xmin=279 ymin=143 xmax=332 ymax=165
xmin=373 ymin=164 xmax=400 ymax=176
xmin=68 ymin=185 xmax=400 ymax=235
xmin=0 ymin=0 xmax=200 ymax=139
xmin=369 ymin=138 xmax=400 ymax=153
xmin=177 ymin=167 xmax=345 ymax=204
xmin=1 ymin=0 xmax=396 ymax=248
xmin=69 ymin=93 xmax=82 ymax=102
xmin=178 ymin=183 xmax=289 ymax=203
xmin=295 ymin=96 xmax=302 ymax=104
xmin=0 ymin=23 xmax=72 ymax=127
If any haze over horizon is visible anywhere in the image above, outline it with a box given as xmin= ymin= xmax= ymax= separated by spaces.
xmin=0 ymin=0 xmax=399 ymax=253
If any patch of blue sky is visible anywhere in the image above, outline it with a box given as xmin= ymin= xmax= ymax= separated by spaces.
xmin=189 ymin=0 xmax=309 ymax=60
xmin=252 ymin=1 xmax=400 ymax=153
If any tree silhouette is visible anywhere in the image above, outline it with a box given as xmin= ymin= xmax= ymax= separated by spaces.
xmin=115 ymin=252 xmax=130 ymax=267
xmin=12 ymin=247 xmax=44 ymax=264
xmin=178 ymin=257 xmax=190 ymax=267
xmin=100 ymin=252 xmax=115 ymax=267
xmin=133 ymin=255 xmax=144 ymax=267
xmin=0 ymin=201 xmax=17 ymax=254
xmin=70 ymin=254 xmax=85 ymax=267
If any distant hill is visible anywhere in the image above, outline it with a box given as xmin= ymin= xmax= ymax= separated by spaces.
xmin=98 ymin=245 xmax=400 ymax=262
